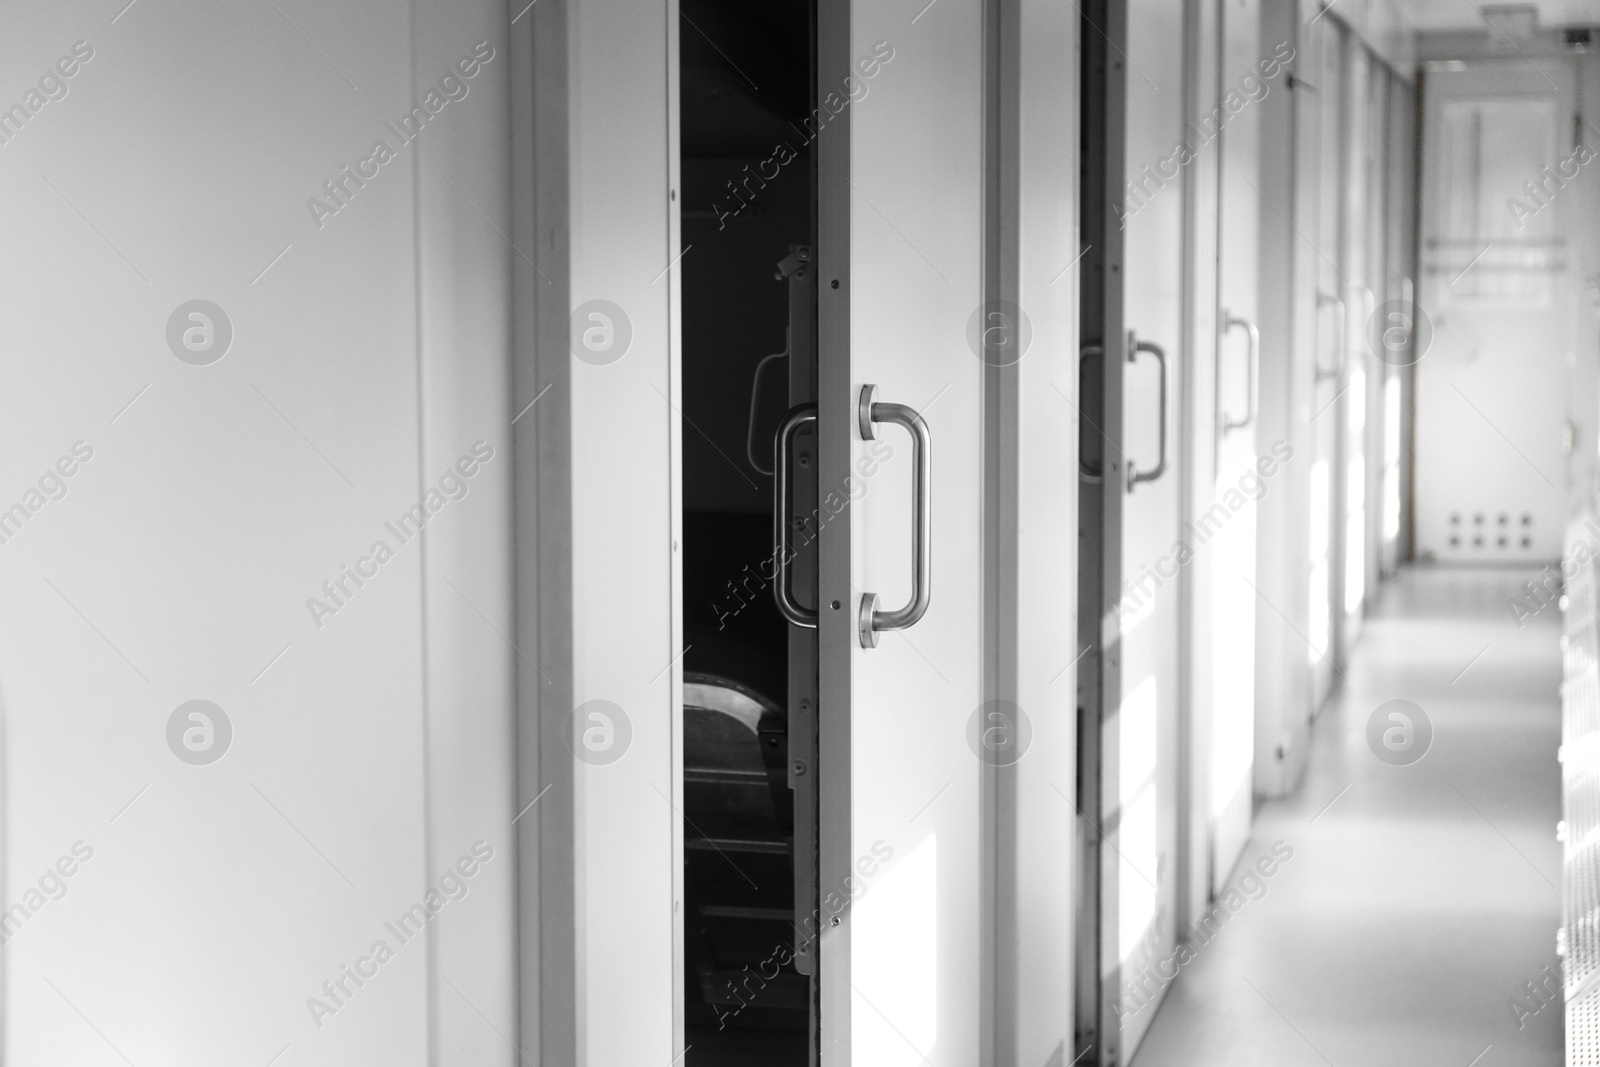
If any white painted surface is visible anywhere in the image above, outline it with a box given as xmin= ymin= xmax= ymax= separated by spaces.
xmin=846 ymin=2 xmax=984 ymax=1062
xmin=0 ymin=2 xmax=514 ymax=1064
xmin=1252 ymin=0 xmax=1317 ymax=802
xmin=1306 ymin=13 xmax=1342 ymax=708
xmin=1416 ymin=59 xmax=1572 ymax=565
xmin=1339 ymin=43 xmax=1371 ymax=660
xmin=1112 ymin=0 xmax=1186 ymax=1058
xmin=1010 ymin=0 xmax=1082 ymax=1060
xmin=1211 ymin=0 xmax=1266 ymax=895
xmin=562 ymin=1 xmax=681 ymax=1063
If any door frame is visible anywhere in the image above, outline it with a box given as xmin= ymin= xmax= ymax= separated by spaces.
xmin=515 ymin=2 xmax=1084 ymax=1063
xmin=515 ymin=2 xmax=684 ymax=1063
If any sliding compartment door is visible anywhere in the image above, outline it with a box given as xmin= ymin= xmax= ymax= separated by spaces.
xmin=1094 ymin=0 xmax=1187 ymax=1059
xmin=1304 ymin=13 xmax=1343 ymax=708
xmin=1336 ymin=43 xmax=1369 ymax=660
xmin=1209 ymin=0 xmax=1263 ymax=895
xmin=815 ymin=2 xmax=986 ymax=1064
xmin=1380 ymin=73 xmax=1414 ymax=575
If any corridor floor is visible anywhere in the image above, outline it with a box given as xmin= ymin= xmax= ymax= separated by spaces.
xmin=1133 ymin=566 xmax=1564 ymax=1066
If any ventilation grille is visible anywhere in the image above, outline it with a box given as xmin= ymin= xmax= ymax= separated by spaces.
xmin=1447 ymin=510 xmax=1536 ymax=552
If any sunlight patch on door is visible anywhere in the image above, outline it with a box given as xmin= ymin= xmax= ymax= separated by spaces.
xmin=1211 ymin=490 xmax=1255 ymax=812
xmin=1308 ymin=458 xmax=1331 ymax=663
xmin=1119 ymin=674 xmax=1159 ymax=804
xmin=1346 ymin=453 xmax=1367 ymax=615
xmin=854 ymin=832 xmax=937 ymax=1065
xmin=1383 ymin=373 xmax=1402 ymax=542
xmin=1117 ymin=780 xmax=1160 ymax=966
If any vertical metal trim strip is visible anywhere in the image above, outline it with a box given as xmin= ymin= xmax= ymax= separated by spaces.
xmin=664 ymin=3 xmax=686 ymax=1059
xmin=1075 ymin=0 xmax=1127 ymax=1062
xmin=518 ymin=2 xmax=576 ymax=1062
xmin=816 ymin=0 xmax=853 ymax=1059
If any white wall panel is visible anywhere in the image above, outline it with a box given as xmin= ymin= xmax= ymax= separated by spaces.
xmin=0 ymin=2 xmax=515 ymax=1063
xmin=413 ymin=5 xmax=518 ymax=1064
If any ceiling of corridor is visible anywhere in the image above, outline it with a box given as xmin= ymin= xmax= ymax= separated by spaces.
xmin=1389 ymin=0 xmax=1600 ymax=32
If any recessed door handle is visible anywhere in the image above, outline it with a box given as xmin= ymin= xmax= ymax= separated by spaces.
xmin=1126 ymin=331 xmax=1168 ymax=491
xmin=1222 ymin=312 xmax=1258 ymax=435
xmin=856 ymin=385 xmax=931 ymax=649
xmin=773 ymin=403 xmax=818 ymax=628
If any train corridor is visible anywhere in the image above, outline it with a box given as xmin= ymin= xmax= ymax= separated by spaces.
xmin=1134 ymin=566 xmax=1563 ymax=1067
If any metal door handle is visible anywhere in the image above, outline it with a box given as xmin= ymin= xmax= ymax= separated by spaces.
xmin=1315 ymin=291 xmax=1345 ymax=382
xmin=774 ymin=403 xmax=818 ymax=628
xmin=1222 ymin=312 xmax=1258 ymax=434
xmin=1126 ymin=331 xmax=1168 ymax=490
xmin=856 ymin=385 xmax=931 ymax=648
xmin=1079 ymin=343 xmax=1104 ymax=482
xmin=1357 ymin=285 xmax=1377 ymax=370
